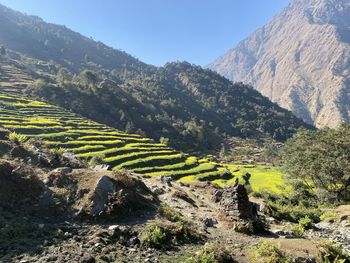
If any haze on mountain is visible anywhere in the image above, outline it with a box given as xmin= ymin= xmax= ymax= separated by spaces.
xmin=0 ymin=3 xmax=312 ymax=153
xmin=209 ymin=0 xmax=350 ymax=128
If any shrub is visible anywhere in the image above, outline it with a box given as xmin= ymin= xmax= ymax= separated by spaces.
xmin=50 ymin=147 xmax=66 ymax=163
xmin=251 ymin=240 xmax=290 ymax=263
xmin=158 ymin=204 xmax=183 ymax=222
xmin=291 ymin=225 xmax=304 ymax=237
xmin=234 ymin=220 xmax=254 ymax=235
xmin=88 ymin=153 xmax=105 ymax=166
xmin=266 ymin=202 xmax=321 ymax=223
xmin=141 ymin=220 xmax=202 ymax=249
xmin=8 ymin=132 xmax=27 ymax=145
xmin=320 ymin=211 xmax=338 ymax=222
xmin=318 ymin=241 xmax=350 ymax=263
xmin=299 ymin=216 xmax=314 ymax=230
xmin=141 ymin=224 xmax=167 ymax=249
xmin=184 ymin=243 xmax=235 ymax=263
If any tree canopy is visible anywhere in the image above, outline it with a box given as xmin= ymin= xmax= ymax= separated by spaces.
xmin=281 ymin=124 xmax=350 ymax=202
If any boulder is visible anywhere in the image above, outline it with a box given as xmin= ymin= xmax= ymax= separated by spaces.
xmin=82 ymin=174 xmax=158 ymax=218
xmin=203 ymin=217 xmax=218 ymax=227
xmin=62 ymin=152 xmax=82 ymax=168
xmin=89 ymin=176 xmax=116 ymax=216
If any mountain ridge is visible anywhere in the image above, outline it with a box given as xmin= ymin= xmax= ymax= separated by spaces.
xmin=209 ymin=0 xmax=350 ymax=128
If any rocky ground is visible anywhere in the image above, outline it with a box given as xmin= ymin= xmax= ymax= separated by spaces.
xmin=0 ymin=131 xmax=349 ymax=263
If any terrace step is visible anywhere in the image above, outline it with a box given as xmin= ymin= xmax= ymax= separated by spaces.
xmin=0 ymin=92 xmax=228 ymax=184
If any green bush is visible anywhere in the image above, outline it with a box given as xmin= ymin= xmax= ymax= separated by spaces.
xmin=234 ymin=220 xmax=254 ymax=235
xmin=299 ymin=216 xmax=314 ymax=230
xmin=88 ymin=153 xmax=105 ymax=166
xmin=141 ymin=220 xmax=202 ymax=249
xmin=141 ymin=224 xmax=167 ymax=249
xmin=158 ymin=204 xmax=183 ymax=222
xmin=318 ymin=241 xmax=350 ymax=263
xmin=320 ymin=211 xmax=338 ymax=222
xmin=251 ymin=240 xmax=290 ymax=263
xmin=184 ymin=243 xmax=235 ymax=263
xmin=266 ymin=202 xmax=321 ymax=223
xmin=8 ymin=132 xmax=27 ymax=145
xmin=291 ymin=225 xmax=304 ymax=237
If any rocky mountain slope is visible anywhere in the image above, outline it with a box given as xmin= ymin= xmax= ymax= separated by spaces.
xmin=209 ymin=0 xmax=350 ymax=128
xmin=0 ymin=3 xmax=313 ymax=153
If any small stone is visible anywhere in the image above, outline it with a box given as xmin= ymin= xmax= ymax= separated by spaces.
xmin=108 ymin=225 xmax=120 ymax=231
xmin=340 ymin=214 xmax=349 ymax=221
xmin=151 ymin=186 xmax=165 ymax=195
xmin=81 ymin=255 xmax=96 ymax=263
xmin=203 ymin=217 xmax=218 ymax=227
xmin=38 ymin=224 xmax=45 ymax=229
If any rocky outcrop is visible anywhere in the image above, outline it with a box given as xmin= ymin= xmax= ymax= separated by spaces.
xmin=209 ymin=0 xmax=350 ymax=128
xmin=82 ymin=174 xmax=158 ymax=218
xmin=214 ymin=184 xmax=258 ymax=221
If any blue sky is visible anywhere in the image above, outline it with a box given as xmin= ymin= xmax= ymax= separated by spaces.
xmin=0 ymin=0 xmax=289 ymax=66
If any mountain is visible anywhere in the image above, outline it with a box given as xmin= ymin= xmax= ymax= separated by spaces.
xmin=0 ymin=3 xmax=151 ymax=74
xmin=209 ymin=0 xmax=350 ymax=128
xmin=0 ymin=3 xmax=312 ymax=153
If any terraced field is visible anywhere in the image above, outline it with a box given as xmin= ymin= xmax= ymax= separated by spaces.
xmin=0 ymin=91 xmax=231 ymax=182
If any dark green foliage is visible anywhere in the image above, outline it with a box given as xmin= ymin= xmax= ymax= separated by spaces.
xmin=266 ymin=202 xmax=321 ymax=223
xmin=27 ymin=62 xmax=312 ymax=154
xmin=281 ymin=124 xmax=350 ymax=202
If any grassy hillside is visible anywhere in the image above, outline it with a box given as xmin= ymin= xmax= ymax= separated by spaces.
xmin=0 ymin=90 xmax=231 ymax=182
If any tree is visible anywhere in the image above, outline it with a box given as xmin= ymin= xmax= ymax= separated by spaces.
xmin=159 ymin=137 xmax=169 ymax=145
xmin=78 ymin=70 xmax=98 ymax=87
xmin=56 ymin=67 xmax=71 ymax=84
xmin=0 ymin=45 xmax=6 ymax=56
xmin=281 ymin=125 xmax=350 ymax=202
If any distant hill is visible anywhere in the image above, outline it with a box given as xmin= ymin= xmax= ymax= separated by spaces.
xmin=0 ymin=3 xmax=313 ymax=153
xmin=0 ymin=3 xmax=151 ymax=74
xmin=209 ymin=0 xmax=350 ymax=128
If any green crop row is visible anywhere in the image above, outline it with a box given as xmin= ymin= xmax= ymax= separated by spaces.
xmin=113 ymin=153 xmax=184 ymax=170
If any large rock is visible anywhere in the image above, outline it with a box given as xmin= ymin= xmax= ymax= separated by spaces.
xmin=83 ymin=174 xmax=158 ymax=218
xmin=89 ymin=176 xmax=116 ymax=216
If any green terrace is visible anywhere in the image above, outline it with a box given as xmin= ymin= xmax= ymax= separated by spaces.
xmin=0 ymin=91 xmax=232 ymax=182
